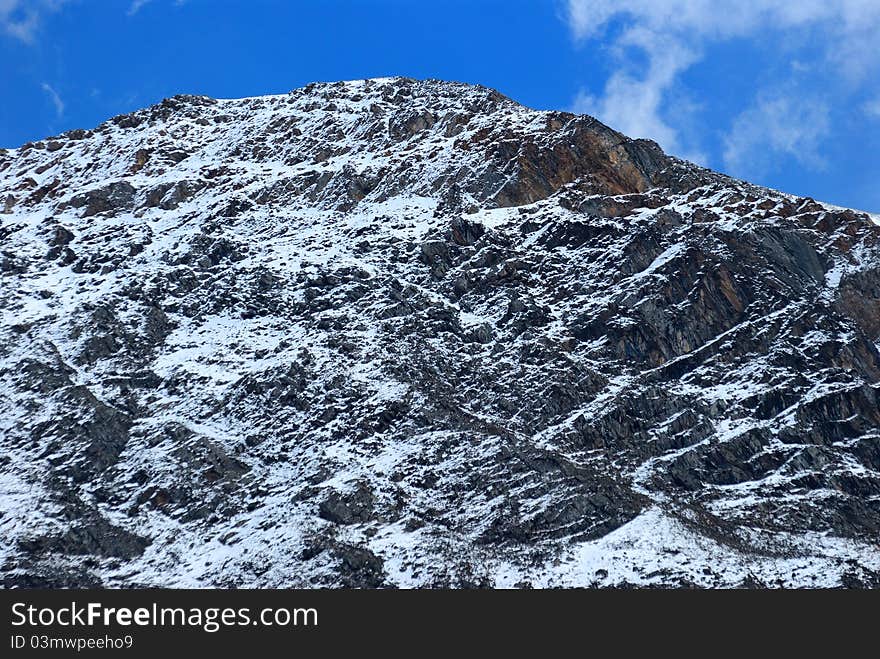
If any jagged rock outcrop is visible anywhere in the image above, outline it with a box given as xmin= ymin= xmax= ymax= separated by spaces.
xmin=1 ymin=77 xmax=879 ymax=588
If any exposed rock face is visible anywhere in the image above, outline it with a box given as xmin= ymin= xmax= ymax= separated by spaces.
xmin=1 ymin=77 xmax=879 ymax=588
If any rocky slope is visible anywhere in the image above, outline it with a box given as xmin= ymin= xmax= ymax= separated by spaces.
xmin=1 ymin=77 xmax=879 ymax=588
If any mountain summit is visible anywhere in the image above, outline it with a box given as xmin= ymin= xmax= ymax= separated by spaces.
xmin=1 ymin=77 xmax=879 ymax=587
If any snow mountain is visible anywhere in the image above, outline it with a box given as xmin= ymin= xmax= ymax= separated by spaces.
xmin=1 ymin=77 xmax=879 ymax=588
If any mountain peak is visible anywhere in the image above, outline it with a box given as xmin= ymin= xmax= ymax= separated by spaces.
xmin=5 ymin=76 xmax=716 ymax=220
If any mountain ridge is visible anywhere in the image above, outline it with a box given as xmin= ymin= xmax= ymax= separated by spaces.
xmin=1 ymin=77 xmax=879 ymax=588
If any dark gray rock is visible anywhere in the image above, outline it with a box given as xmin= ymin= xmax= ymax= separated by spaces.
xmin=69 ymin=181 xmax=137 ymax=217
xmin=319 ymin=483 xmax=376 ymax=525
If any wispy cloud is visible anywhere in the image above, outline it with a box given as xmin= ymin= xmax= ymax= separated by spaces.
xmin=128 ymin=0 xmax=186 ymax=16
xmin=127 ymin=0 xmax=151 ymax=16
xmin=723 ymin=91 xmax=830 ymax=177
xmin=565 ymin=1 xmax=880 ymax=168
xmin=567 ymin=1 xmax=880 ymax=77
xmin=0 ymin=0 xmax=40 ymax=42
xmin=865 ymin=97 xmax=880 ymax=119
xmin=571 ymin=27 xmax=701 ymax=160
xmin=41 ymin=81 xmax=64 ymax=117
xmin=0 ymin=0 xmax=65 ymax=43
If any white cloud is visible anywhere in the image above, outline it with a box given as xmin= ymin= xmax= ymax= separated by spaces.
xmin=0 ymin=0 xmax=39 ymax=42
xmin=567 ymin=1 xmax=880 ymax=60
xmin=723 ymin=92 xmax=829 ymax=177
xmin=129 ymin=0 xmax=187 ymax=16
xmin=127 ymin=0 xmax=151 ymax=16
xmin=1 ymin=0 xmax=168 ymax=40
xmin=865 ymin=97 xmax=880 ymax=119
xmin=0 ymin=0 xmax=65 ymax=43
xmin=566 ymin=0 xmax=880 ymax=167
xmin=41 ymin=81 xmax=64 ymax=117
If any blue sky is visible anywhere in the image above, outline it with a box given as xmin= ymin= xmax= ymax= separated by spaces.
xmin=2 ymin=0 xmax=878 ymax=212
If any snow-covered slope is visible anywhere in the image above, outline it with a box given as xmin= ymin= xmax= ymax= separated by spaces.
xmin=2 ymin=78 xmax=879 ymax=588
